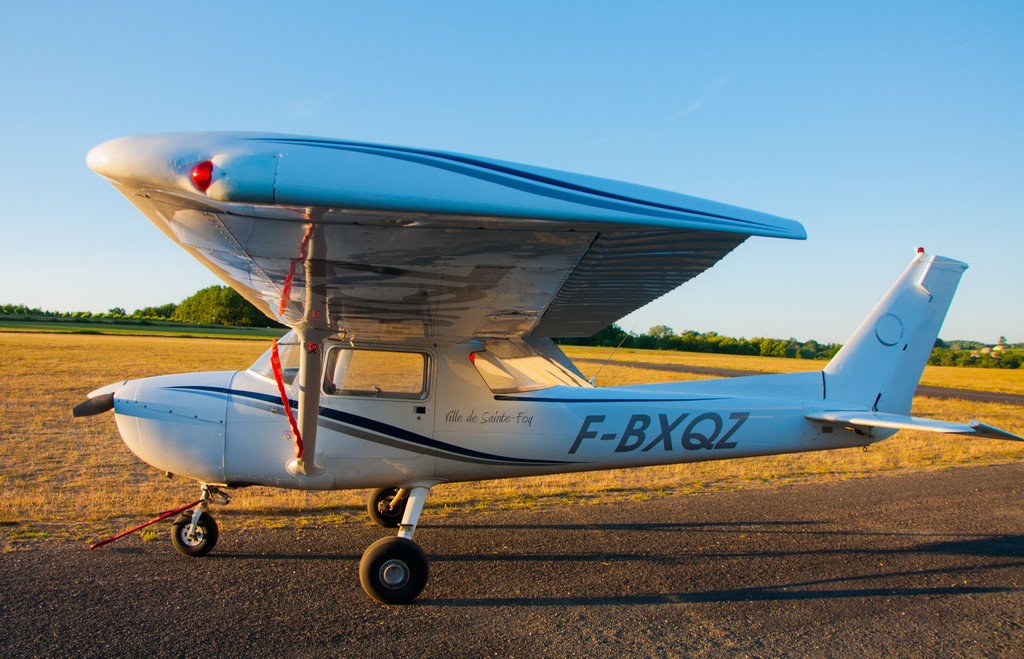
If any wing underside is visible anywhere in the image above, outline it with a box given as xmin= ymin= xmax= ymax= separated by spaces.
xmin=91 ymin=132 xmax=805 ymax=343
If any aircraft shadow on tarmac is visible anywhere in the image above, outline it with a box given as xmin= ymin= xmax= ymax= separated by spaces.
xmin=422 ymin=531 xmax=1024 ymax=607
xmin=429 ymin=520 xmax=1024 ymax=557
xmin=422 ymin=583 xmax=1017 ymax=608
xmin=190 ymin=520 xmax=1023 ymax=607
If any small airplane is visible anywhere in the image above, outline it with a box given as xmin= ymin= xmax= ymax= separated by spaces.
xmin=76 ymin=132 xmax=1022 ymax=604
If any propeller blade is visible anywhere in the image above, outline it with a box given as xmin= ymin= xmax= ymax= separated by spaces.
xmin=72 ymin=392 xmax=115 ymax=417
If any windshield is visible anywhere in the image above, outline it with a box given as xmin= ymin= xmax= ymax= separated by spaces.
xmin=248 ymin=330 xmax=301 ymax=385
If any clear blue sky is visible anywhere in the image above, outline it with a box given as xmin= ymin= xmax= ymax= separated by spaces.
xmin=2 ymin=2 xmax=1021 ymax=343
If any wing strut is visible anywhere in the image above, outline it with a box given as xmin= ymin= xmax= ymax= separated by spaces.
xmin=286 ymin=328 xmax=328 ymax=476
xmin=286 ymin=220 xmax=329 ymax=477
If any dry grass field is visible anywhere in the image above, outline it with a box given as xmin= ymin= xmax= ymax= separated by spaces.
xmin=2 ymin=332 xmax=1022 ymax=550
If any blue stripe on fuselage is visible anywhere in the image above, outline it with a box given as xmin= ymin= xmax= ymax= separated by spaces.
xmin=166 ymin=385 xmax=575 ymax=466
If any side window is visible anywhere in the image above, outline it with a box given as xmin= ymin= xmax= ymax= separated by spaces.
xmin=323 ymin=348 xmax=428 ymax=399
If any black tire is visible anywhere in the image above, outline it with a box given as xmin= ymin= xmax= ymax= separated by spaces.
xmin=170 ymin=510 xmax=219 ymax=557
xmin=367 ymin=487 xmax=406 ymax=528
xmin=359 ymin=537 xmax=429 ymax=605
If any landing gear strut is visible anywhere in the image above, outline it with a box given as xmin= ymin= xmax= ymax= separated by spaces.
xmin=360 ymin=484 xmax=433 ymax=604
xmin=170 ymin=484 xmax=229 ymax=558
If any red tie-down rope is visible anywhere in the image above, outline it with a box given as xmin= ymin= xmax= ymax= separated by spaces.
xmin=278 ymin=222 xmax=316 ymax=316
xmin=270 ymin=340 xmax=304 ymax=458
xmin=89 ymin=498 xmax=204 ymax=550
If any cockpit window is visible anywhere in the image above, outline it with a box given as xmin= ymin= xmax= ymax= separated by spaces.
xmin=323 ymin=348 xmax=428 ymax=399
xmin=248 ymin=330 xmax=301 ymax=385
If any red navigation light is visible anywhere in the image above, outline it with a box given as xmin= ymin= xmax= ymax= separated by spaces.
xmin=916 ymin=247 xmax=925 ymax=254
xmin=190 ymin=160 xmax=214 ymax=192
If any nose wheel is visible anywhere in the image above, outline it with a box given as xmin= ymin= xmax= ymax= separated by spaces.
xmin=171 ymin=510 xmax=219 ymax=557
xmin=170 ymin=484 xmax=228 ymax=558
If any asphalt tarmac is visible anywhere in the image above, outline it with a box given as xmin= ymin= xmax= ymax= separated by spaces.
xmin=3 ymin=464 xmax=1023 ymax=657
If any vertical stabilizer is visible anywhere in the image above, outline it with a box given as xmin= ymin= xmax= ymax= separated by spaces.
xmin=822 ymin=251 xmax=967 ymax=414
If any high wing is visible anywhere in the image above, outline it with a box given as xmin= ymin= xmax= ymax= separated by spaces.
xmin=88 ymin=132 xmax=805 ymax=343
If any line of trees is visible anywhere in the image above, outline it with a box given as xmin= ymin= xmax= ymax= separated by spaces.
xmin=558 ymin=324 xmax=842 ymax=360
xmin=2 ymin=286 xmax=281 ymax=328
xmin=929 ymin=337 xmax=1022 ymax=369
xmin=928 ymin=348 xmax=1021 ymax=369
xmin=170 ymin=286 xmax=278 ymax=327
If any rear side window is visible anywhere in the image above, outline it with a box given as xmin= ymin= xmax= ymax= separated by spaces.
xmin=471 ymin=343 xmax=591 ymax=394
xmin=323 ymin=348 xmax=428 ymax=399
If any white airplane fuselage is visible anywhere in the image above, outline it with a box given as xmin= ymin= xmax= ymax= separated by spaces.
xmin=99 ymin=339 xmax=872 ymax=492
xmin=79 ymin=130 xmax=1024 ymax=605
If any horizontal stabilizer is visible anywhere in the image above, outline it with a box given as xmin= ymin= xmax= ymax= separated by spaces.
xmin=968 ymin=420 xmax=1024 ymax=442
xmin=806 ymin=411 xmax=1024 ymax=442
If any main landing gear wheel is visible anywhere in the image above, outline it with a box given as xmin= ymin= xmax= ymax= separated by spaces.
xmin=170 ymin=510 xmax=219 ymax=557
xmin=359 ymin=536 xmax=429 ymax=604
xmin=367 ymin=487 xmax=407 ymax=528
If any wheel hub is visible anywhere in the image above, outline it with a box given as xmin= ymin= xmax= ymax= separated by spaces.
xmin=380 ymin=559 xmax=409 ymax=588
xmin=182 ymin=527 xmax=204 ymax=546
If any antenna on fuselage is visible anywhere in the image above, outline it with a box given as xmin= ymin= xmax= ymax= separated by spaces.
xmin=588 ymin=324 xmax=636 ymax=386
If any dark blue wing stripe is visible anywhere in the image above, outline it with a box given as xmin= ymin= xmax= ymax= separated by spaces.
xmin=251 ymin=137 xmax=780 ymax=232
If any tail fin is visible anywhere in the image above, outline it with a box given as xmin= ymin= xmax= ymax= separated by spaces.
xmin=822 ymin=251 xmax=967 ymax=413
